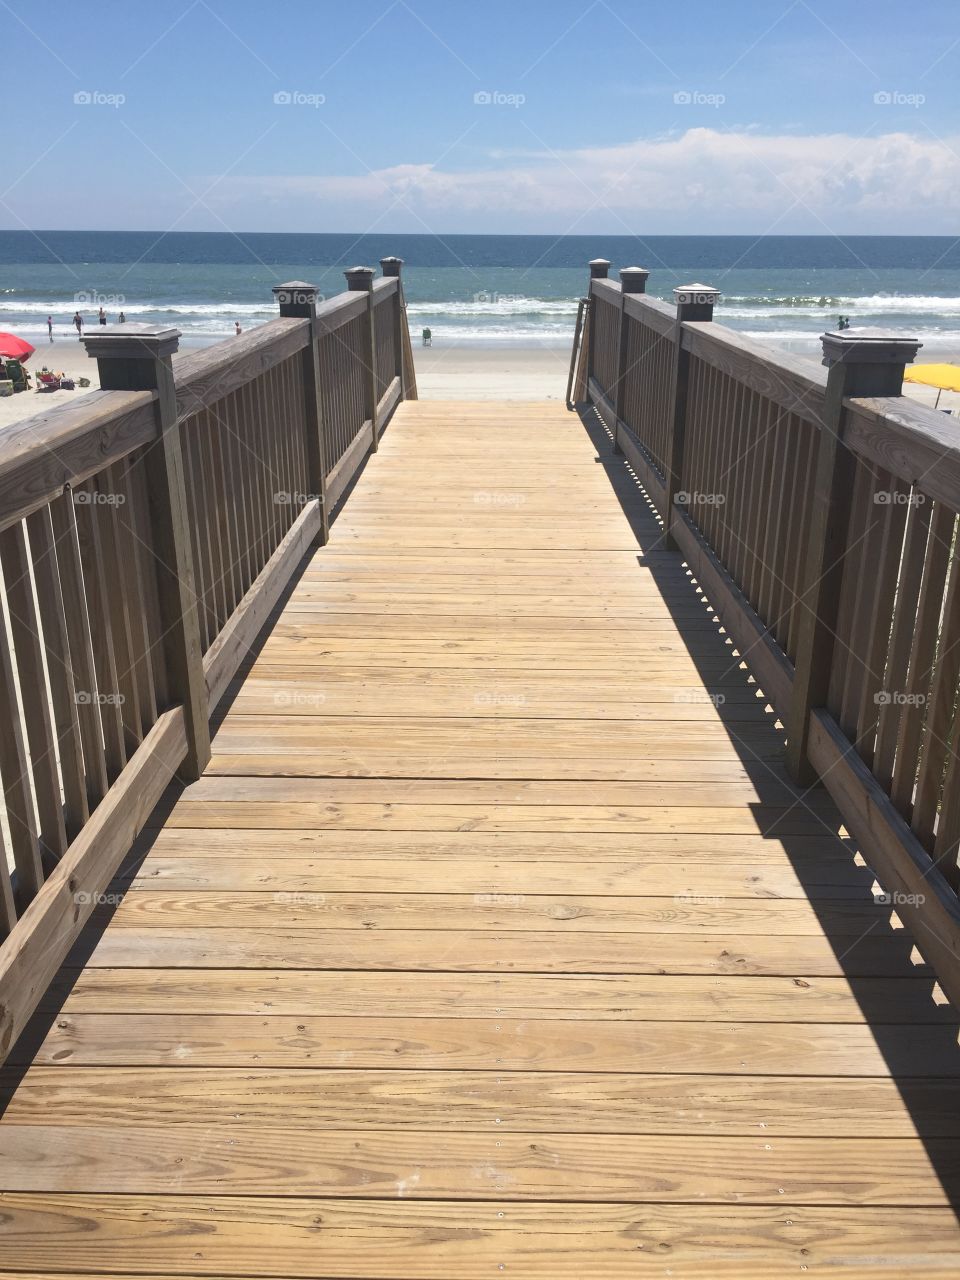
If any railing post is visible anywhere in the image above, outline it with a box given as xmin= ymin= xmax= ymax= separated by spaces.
xmin=586 ymin=258 xmax=611 ymax=388
xmin=786 ymin=330 xmax=922 ymax=783
xmin=380 ymin=256 xmax=416 ymax=401
xmin=345 ymin=265 xmax=379 ymax=451
xmin=273 ymin=281 xmax=329 ymax=545
xmin=82 ymin=325 xmax=211 ymax=780
xmin=612 ymin=266 xmax=649 ymax=453
xmin=664 ymin=283 xmax=720 ymax=549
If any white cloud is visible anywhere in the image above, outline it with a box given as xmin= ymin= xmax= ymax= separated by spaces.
xmin=208 ymin=127 xmax=960 ymax=234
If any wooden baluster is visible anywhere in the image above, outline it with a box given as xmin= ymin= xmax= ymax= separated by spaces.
xmin=0 ymin=521 xmax=68 ymax=867
xmin=585 ymin=259 xmax=610 ymax=394
xmin=82 ymin=325 xmax=211 ymax=780
xmin=0 ymin=585 xmax=43 ymax=905
xmin=344 ymin=266 xmax=378 ymax=452
xmin=0 ymin=827 xmax=15 ymax=938
xmin=380 ymin=257 xmax=409 ymax=401
xmin=786 ymin=330 xmax=922 ymax=783
xmin=48 ymin=493 xmax=110 ymax=805
xmin=26 ymin=505 xmax=89 ymax=840
xmin=612 ymin=267 xmax=649 ymax=455
xmin=664 ymin=284 xmax=720 ymax=549
xmin=274 ymin=282 xmax=329 ymax=545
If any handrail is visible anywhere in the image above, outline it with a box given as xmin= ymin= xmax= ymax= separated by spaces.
xmin=0 ymin=259 xmax=417 ymax=1061
xmin=578 ymin=261 xmax=960 ymax=1009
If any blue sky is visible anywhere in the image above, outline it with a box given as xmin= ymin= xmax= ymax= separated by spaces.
xmin=2 ymin=0 xmax=958 ymax=233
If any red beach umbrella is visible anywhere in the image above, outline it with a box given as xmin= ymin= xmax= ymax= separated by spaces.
xmin=0 ymin=333 xmax=35 ymax=363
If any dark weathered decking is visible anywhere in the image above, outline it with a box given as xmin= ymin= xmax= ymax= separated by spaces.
xmin=1 ymin=399 xmax=959 ymax=1276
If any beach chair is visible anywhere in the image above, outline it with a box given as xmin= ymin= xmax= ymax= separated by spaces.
xmin=4 ymin=359 xmax=28 ymax=392
xmin=35 ymin=370 xmax=60 ymax=392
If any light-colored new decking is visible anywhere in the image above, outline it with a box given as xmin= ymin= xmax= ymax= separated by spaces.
xmin=1 ymin=399 xmax=959 ymax=1276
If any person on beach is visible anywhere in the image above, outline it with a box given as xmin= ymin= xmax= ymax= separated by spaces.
xmin=235 ymin=321 xmax=242 ymax=336
xmin=98 ymin=307 xmax=107 ymax=326
xmin=118 ymin=311 xmax=126 ymax=323
xmin=73 ymin=312 xmax=83 ymax=337
xmin=47 ymin=316 xmax=53 ymax=341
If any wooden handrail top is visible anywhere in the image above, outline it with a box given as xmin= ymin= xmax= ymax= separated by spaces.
xmin=0 ymin=388 xmax=158 ymax=533
xmin=590 ymin=277 xmax=621 ymax=302
xmin=372 ymin=276 xmax=400 ymax=302
xmin=314 ymin=289 xmax=369 ymax=334
xmin=623 ymin=292 xmax=676 ymax=336
xmin=844 ymin=394 xmax=960 ymax=506
xmin=680 ymin=320 xmax=828 ymax=429
xmin=174 ymin=317 xmax=310 ymax=422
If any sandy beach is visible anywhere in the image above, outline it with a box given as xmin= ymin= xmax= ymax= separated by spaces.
xmin=1 ymin=337 xmax=958 ymax=431
xmin=413 ymin=344 xmax=571 ymax=400
xmin=0 ymin=344 xmax=101 ymax=431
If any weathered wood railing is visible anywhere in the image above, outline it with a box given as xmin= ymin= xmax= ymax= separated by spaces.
xmin=0 ymin=258 xmax=416 ymax=1058
xmin=573 ymin=258 xmax=960 ymax=1007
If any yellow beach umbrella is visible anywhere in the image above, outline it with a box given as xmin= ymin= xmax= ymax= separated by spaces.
xmin=904 ymin=363 xmax=960 ymax=407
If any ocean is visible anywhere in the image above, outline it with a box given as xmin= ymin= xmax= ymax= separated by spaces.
xmin=3 ymin=232 xmax=960 ymax=356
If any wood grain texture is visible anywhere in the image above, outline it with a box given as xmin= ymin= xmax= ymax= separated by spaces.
xmin=1 ymin=397 xmax=957 ymax=1277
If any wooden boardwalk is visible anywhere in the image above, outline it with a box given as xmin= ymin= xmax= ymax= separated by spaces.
xmin=2 ymin=399 xmax=960 ymax=1276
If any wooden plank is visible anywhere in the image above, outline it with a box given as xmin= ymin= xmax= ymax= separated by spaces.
xmin=74 ymin=926 xmax=923 ymax=977
xmin=4 ymin=1066 xmax=956 ymax=1136
xmin=22 ymin=1011 xmax=950 ymax=1074
xmin=1 ymin=1195 xmax=958 ymax=1277
xmin=111 ymin=853 xmax=871 ymax=899
xmin=174 ymin=776 xmax=830 ymax=809
xmin=159 ymin=801 xmax=837 ymax=835
xmin=91 ymin=891 xmax=882 ymax=937
xmin=1 ymin=1125 xmax=956 ymax=1205
xmin=45 ymin=970 xmax=948 ymax=1023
